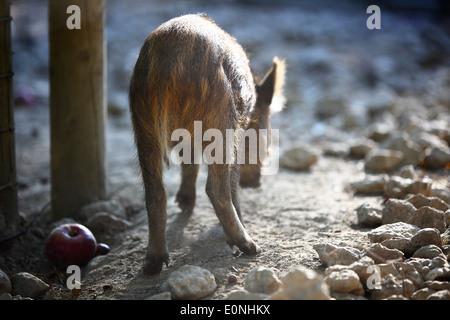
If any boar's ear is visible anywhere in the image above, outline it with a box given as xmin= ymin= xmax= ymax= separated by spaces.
xmin=255 ymin=57 xmax=286 ymax=113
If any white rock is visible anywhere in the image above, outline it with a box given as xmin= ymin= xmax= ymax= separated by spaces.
xmin=365 ymin=149 xmax=403 ymax=172
xmin=370 ymin=275 xmax=415 ymax=299
xmin=384 ymin=176 xmax=412 ymax=198
xmin=426 ymin=289 xmax=450 ymax=300
xmin=349 ymin=139 xmax=378 ymax=159
xmin=411 ymin=131 xmax=447 ymax=150
xmin=244 ymin=267 xmax=282 ymax=294
xmin=381 ymin=199 xmax=416 ymax=225
xmin=225 ymin=289 xmax=269 ymax=300
xmin=322 ymin=142 xmax=350 ymax=157
xmin=380 ymin=237 xmax=414 ymax=255
xmin=364 ymin=243 xmax=405 ymax=264
xmin=425 ymin=267 xmax=450 ymax=282
xmin=350 ymin=175 xmax=388 ymax=195
xmin=161 ymin=265 xmax=217 ymax=300
xmin=10 ymin=272 xmax=49 ymax=299
xmin=313 ymin=243 xmax=362 ymax=266
xmin=365 ymin=122 xmax=392 ymax=142
xmin=270 ymin=266 xmax=331 ymax=300
xmin=368 ymin=222 xmax=420 ymax=243
xmin=347 ymin=257 xmax=376 ymax=289
xmin=79 ymin=200 xmax=127 ymax=220
xmin=325 ymin=292 xmax=368 ymax=300
xmin=380 ymin=132 xmax=421 ymax=166
xmin=377 ymin=262 xmax=402 ymax=280
xmin=386 ymin=294 xmax=409 ymax=300
xmin=409 ymin=228 xmax=442 ymax=251
xmin=314 ymin=94 xmax=347 ymax=119
xmin=430 ymin=188 xmax=450 ymax=205
xmin=406 ymin=194 xmax=450 ymax=212
xmin=280 ymin=146 xmax=319 ymax=171
xmin=86 ymin=212 xmax=131 ymax=233
xmin=399 ymin=260 xmax=424 ymax=288
xmin=429 ymin=256 xmax=448 ymax=270
xmin=423 ymin=280 xmax=450 ymax=291
xmin=423 ymin=145 xmax=450 ymax=169
xmin=145 ymin=291 xmax=171 ymax=300
xmin=325 ymin=269 xmax=365 ymax=296
xmin=407 ymin=178 xmax=433 ymax=197
xmin=384 ymin=176 xmax=433 ymax=199
xmin=355 ymin=203 xmax=382 ymax=227
xmin=409 ymin=206 xmax=446 ymax=233
xmin=324 ymin=256 xmax=376 ymax=291
xmin=413 ymin=245 xmax=444 ymax=260
xmin=365 ymin=85 xmax=397 ymax=113
xmin=0 ymin=293 xmax=12 ymax=300
xmin=398 ymin=164 xmax=417 ymax=179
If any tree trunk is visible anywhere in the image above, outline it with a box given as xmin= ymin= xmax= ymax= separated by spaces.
xmin=49 ymin=0 xmax=106 ymax=219
xmin=0 ymin=0 xmax=19 ymax=237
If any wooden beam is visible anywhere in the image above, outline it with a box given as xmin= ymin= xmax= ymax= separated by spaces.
xmin=49 ymin=0 xmax=106 ymax=219
xmin=0 ymin=0 xmax=19 ymax=237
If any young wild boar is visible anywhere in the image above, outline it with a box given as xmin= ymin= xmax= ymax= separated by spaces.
xmin=129 ymin=13 xmax=285 ymax=275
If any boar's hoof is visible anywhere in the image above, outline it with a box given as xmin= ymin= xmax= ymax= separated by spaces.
xmin=143 ymin=252 xmax=169 ymax=276
xmin=229 ymin=239 xmax=261 ymax=256
xmin=239 ymin=178 xmax=261 ymax=189
xmin=175 ymin=192 xmax=196 ymax=215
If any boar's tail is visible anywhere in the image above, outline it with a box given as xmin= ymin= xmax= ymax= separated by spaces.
xmin=156 ymin=99 xmax=170 ymax=168
xmin=129 ymin=84 xmax=170 ymax=173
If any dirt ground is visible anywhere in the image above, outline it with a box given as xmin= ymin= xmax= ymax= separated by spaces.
xmin=1 ymin=0 xmax=449 ymax=300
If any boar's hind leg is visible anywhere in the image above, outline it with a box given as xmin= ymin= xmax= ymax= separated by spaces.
xmin=206 ymin=163 xmax=260 ymax=255
xmin=176 ymin=163 xmax=200 ymax=214
xmin=135 ymin=135 xmax=169 ymax=275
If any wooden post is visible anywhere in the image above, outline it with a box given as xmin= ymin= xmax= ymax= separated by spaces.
xmin=49 ymin=0 xmax=106 ymax=219
xmin=0 ymin=0 xmax=19 ymax=237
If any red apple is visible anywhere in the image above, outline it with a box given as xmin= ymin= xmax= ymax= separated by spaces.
xmin=45 ymin=223 xmax=98 ymax=267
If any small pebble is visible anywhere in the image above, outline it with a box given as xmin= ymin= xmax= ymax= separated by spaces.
xmin=228 ymin=274 xmax=238 ymax=284
xmin=96 ymin=243 xmax=110 ymax=256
